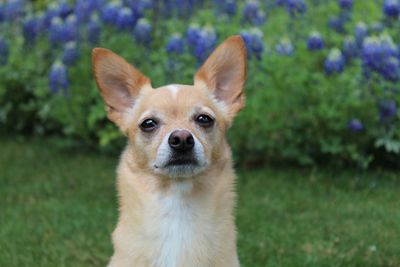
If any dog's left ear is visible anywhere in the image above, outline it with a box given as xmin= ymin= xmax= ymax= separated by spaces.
xmin=194 ymin=35 xmax=246 ymax=118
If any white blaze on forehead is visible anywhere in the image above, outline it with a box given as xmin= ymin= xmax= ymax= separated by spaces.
xmin=166 ymin=85 xmax=180 ymax=99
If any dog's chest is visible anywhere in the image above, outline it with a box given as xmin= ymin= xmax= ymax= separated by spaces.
xmin=148 ymin=182 xmax=214 ymax=267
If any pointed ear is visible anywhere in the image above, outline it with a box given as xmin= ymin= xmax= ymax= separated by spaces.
xmin=92 ymin=48 xmax=151 ymax=130
xmin=194 ymin=35 xmax=246 ymax=118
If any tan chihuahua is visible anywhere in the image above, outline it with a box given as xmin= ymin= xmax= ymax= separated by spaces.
xmin=92 ymin=35 xmax=246 ymax=267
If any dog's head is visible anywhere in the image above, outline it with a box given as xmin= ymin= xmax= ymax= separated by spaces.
xmin=92 ymin=36 xmax=246 ymax=178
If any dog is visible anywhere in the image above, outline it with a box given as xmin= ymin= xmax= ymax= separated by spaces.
xmin=92 ymin=35 xmax=246 ymax=267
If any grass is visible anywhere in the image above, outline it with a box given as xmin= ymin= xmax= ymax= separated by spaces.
xmin=1 ymin=137 xmax=400 ymax=267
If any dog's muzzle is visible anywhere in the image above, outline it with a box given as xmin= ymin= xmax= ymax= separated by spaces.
xmin=152 ymin=129 xmax=208 ymax=178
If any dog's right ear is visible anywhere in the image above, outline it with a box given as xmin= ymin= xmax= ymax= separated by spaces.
xmin=92 ymin=48 xmax=151 ymax=130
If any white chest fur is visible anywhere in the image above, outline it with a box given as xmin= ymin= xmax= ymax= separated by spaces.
xmin=148 ymin=181 xmax=214 ymax=267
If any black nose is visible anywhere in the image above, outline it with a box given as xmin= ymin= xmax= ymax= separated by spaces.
xmin=168 ymin=130 xmax=194 ymax=152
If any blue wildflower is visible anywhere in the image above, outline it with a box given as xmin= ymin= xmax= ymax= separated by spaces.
xmin=276 ymin=38 xmax=294 ymax=56
xmin=49 ymin=17 xmax=64 ymax=45
xmin=0 ymin=4 xmax=4 ymax=23
xmin=194 ymin=26 xmax=217 ymax=64
xmin=165 ymin=33 xmax=185 ymax=54
xmin=361 ymin=35 xmax=399 ymax=81
xmin=87 ymin=16 xmax=101 ymax=44
xmin=43 ymin=3 xmax=60 ymax=30
xmin=57 ymin=0 xmax=73 ymax=19
xmin=354 ymin=22 xmax=368 ymax=46
xmin=0 ymin=37 xmax=9 ymax=65
xmin=342 ymin=36 xmax=358 ymax=60
xmin=4 ymin=0 xmax=24 ymax=21
xmin=348 ymin=119 xmax=363 ymax=132
xmin=101 ymin=1 xmax=122 ymax=25
xmin=225 ymin=0 xmax=237 ymax=16
xmin=186 ymin=24 xmax=201 ymax=52
xmin=62 ymin=42 xmax=80 ymax=66
xmin=338 ymin=0 xmax=353 ymax=10
xmin=307 ymin=31 xmax=324 ymax=51
xmin=328 ymin=15 xmax=345 ymax=33
xmin=242 ymin=0 xmax=266 ymax=25
xmin=325 ymin=48 xmax=345 ymax=74
xmin=49 ymin=61 xmax=69 ymax=94
xmin=23 ymin=15 xmax=40 ymax=44
xmin=379 ymin=100 xmax=397 ymax=120
xmin=74 ymin=0 xmax=102 ymax=23
xmin=286 ymin=0 xmax=307 ymax=17
xmin=116 ymin=7 xmax=136 ymax=30
xmin=240 ymin=28 xmax=264 ymax=60
xmin=383 ymin=0 xmax=400 ymax=18
xmin=133 ymin=18 xmax=152 ymax=45
xmin=49 ymin=15 xmax=78 ymax=46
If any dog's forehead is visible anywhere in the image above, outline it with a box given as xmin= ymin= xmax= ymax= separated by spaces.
xmin=142 ymin=84 xmax=211 ymax=110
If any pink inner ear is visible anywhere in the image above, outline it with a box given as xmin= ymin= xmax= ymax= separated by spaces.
xmin=194 ymin=36 xmax=246 ymax=115
xmin=101 ymin=75 xmax=135 ymax=111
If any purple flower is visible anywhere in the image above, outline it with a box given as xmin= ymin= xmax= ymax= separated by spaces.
xmin=49 ymin=15 xmax=78 ymax=46
xmin=74 ymin=0 xmax=102 ymax=23
xmin=224 ymin=0 xmax=237 ymax=16
xmin=0 ymin=4 xmax=4 ymax=23
xmin=87 ymin=16 xmax=101 ymax=44
xmin=133 ymin=18 xmax=151 ymax=45
xmin=193 ymin=26 xmax=217 ymax=64
xmin=307 ymin=31 xmax=324 ymax=51
xmin=186 ymin=24 xmax=201 ymax=52
xmin=325 ymin=48 xmax=345 ymax=74
xmin=43 ymin=3 xmax=60 ymax=30
xmin=240 ymin=28 xmax=264 ymax=60
xmin=354 ymin=22 xmax=368 ymax=46
xmin=383 ymin=0 xmax=400 ymax=18
xmin=101 ymin=1 xmax=122 ymax=25
xmin=4 ymin=0 xmax=24 ymax=21
xmin=276 ymin=38 xmax=294 ymax=56
xmin=348 ymin=118 xmax=363 ymax=132
xmin=286 ymin=0 xmax=307 ymax=17
xmin=342 ymin=36 xmax=358 ymax=60
xmin=379 ymin=100 xmax=397 ymax=120
xmin=49 ymin=17 xmax=64 ymax=45
xmin=328 ymin=16 xmax=345 ymax=33
xmin=361 ymin=35 xmax=399 ymax=81
xmin=242 ymin=0 xmax=266 ymax=25
xmin=116 ymin=7 xmax=136 ymax=30
xmin=0 ymin=37 xmax=9 ymax=65
xmin=23 ymin=15 xmax=40 ymax=44
xmin=165 ymin=33 xmax=185 ymax=54
xmin=49 ymin=61 xmax=69 ymax=94
xmin=62 ymin=42 xmax=80 ymax=66
xmin=338 ymin=0 xmax=353 ymax=10
xmin=57 ymin=0 xmax=73 ymax=19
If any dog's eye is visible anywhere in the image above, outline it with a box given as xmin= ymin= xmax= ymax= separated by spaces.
xmin=195 ymin=114 xmax=214 ymax=127
xmin=140 ymin=119 xmax=158 ymax=132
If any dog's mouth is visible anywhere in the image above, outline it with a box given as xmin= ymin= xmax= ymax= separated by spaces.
xmin=165 ymin=156 xmax=198 ymax=166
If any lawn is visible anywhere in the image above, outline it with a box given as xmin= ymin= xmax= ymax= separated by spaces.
xmin=1 ymin=137 xmax=399 ymax=267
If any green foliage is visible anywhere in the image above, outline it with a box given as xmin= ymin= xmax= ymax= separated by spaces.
xmin=0 ymin=0 xmax=399 ymax=168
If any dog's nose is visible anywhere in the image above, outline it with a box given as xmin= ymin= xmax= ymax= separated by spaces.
xmin=168 ymin=130 xmax=194 ymax=152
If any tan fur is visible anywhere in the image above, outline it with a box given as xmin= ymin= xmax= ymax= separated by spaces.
xmin=92 ymin=36 xmax=246 ymax=267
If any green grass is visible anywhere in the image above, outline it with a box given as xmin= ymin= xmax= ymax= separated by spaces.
xmin=1 ymin=137 xmax=399 ymax=267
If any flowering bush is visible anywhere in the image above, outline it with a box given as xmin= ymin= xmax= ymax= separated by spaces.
xmin=0 ymin=0 xmax=399 ymax=168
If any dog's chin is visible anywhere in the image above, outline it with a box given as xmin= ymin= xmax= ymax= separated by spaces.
xmin=152 ymin=158 xmax=208 ymax=178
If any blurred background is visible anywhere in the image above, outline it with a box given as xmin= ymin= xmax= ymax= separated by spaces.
xmin=1 ymin=0 xmax=400 ymax=266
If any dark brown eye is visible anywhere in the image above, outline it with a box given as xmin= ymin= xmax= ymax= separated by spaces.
xmin=140 ymin=119 xmax=158 ymax=132
xmin=195 ymin=114 xmax=214 ymax=127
